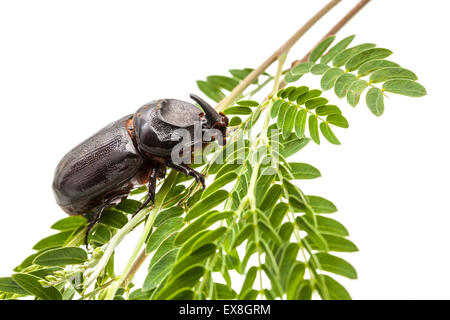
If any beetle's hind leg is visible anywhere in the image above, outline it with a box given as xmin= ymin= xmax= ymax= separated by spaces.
xmin=166 ymin=159 xmax=205 ymax=189
xmin=84 ymin=203 xmax=108 ymax=249
xmin=131 ymin=166 xmax=162 ymax=218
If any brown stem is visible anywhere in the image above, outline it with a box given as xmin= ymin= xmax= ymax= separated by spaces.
xmin=291 ymin=0 xmax=371 ymax=68
xmin=121 ymin=249 xmax=148 ymax=289
xmin=215 ymin=0 xmax=342 ymax=112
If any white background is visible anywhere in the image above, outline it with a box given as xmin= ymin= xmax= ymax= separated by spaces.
xmin=0 ymin=0 xmax=448 ymax=299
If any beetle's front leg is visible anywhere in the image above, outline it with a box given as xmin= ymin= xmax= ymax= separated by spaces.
xmin=166 ymin=159 xmax=205 ymax=189
xmin=131 ymin=166 xmax=163 ymax=218
xmin=85 ymin=203 xmax=108 ymax=249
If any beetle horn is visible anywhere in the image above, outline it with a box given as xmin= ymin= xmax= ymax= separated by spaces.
xmin=190 ymin=94 xmax=221 ymax=123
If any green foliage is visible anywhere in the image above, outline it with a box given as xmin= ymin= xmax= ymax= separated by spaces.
xmin=0 ymin=34 xmax=425 ymax=301
xmin=285 ymin=35 xmax=426 ymax=116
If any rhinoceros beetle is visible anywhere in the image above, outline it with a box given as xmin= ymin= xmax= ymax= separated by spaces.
xmin=52 ymin=94 xmax=228 ymax=246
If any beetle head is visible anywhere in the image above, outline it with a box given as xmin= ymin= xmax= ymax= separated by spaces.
xmin=190 ymin=94 xmax=228 ymax=145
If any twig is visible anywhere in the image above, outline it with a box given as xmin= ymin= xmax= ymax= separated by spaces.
xmin=291 ymin=0 xmax=371 ymax=68
xmin=215 ymin=0 xmax=341 ymax=112
xmin=121 ymin=249 xmax=148 ymax=289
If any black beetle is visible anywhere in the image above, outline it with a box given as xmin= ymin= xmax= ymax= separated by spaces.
xmin=52 ymin=94 xmax=228 ymax=245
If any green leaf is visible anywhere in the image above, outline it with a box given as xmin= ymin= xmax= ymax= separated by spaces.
xmin=149 ymin=235 xmax=177 ymax=269
xmin=308 ymin=195 xmax=338 ymax=213
xmin=154 ymin=207 xmax=184 ymax=227
xmin=319 ymin=234 xmax=359 ymax=252
xmin=316 ymin=105 xmax=341 ymax=116
xmin=232 ymin=224 xmax=254 ymax=248
xmin=237 ymin=100 xmax=259 ymax=107
xmin=229 ymin=68 xmax=253 ymax=80
xmin=279 ymin=86 xmax=296 ymax=99
xmin=320 ymin=122 xmax=341 ymax=145
xmin=282 ymin=104 xmax=297 ymax=138
xmin=383 ymin=79 xmax=427 ymax=97
xmin=184 ymin=190 xmax=229 ymax=221
xmin=169 ymin=244 xmax=216 ymax=279
xmin=297 ymin=89 xmax=322 ymax=105
xmin=346 ymin=79 xmax=369 ymax=107
xmin=284 ymin=71 xmax=302 ymax=83
xmin=345 ymin=48 xmax=393 ymax=71
xmin=288 ymin=162 xmax=321 ymax=179
xmin=370 ymin=67 xmax=418 ymax=83
xmin=192 ymin=227 xmax=227 ymax=252
xmin=294 ymin=109 xmax=307 ymax=138
xmin=196 ymin=80 xmax=225 ymax=102
xmin=296 ymin=217 xmax=328 ymax=251
xmin=239 ymin=266 xmax=258 ymax=298
xmin=321 ymin=35 xmax=355 ymax=64
xmin=304 ymin=215 xmax=349 ymax=236
xmin=115 ymin=199 xmax=141 ymax=214
xmin=280 ymin=136 xmax=310 ymax=158
xmin=333 ymin=43 xmax=376 ymax=67
xmin=310 ymin=63 xmax=331 ymax=75
xmin=258 ymin=220 xmax=282 ymax=245
xmin=51 ymin=216 xmax=86 ymax=231
xmin=223 ymin=106 xmax=252 ymax=115
xmin=270 ymin=99 xmax=283 ymax=118
xmin=32 ymin=231 xmax=73 ymax=251
xmin=322 ymin=275 xmax=351 ymax=300
xmin=203 ymin=173 xmax=237 ymax=198
xmin=143 ymin=248 xmax=179 ymax=291
xmin=290 ymin=86 xmax=309 ymax=101
xmin=297 ymin=280 xmax=313 ymax=300
xmin=276 ymin=102 xmax=289 ymax=129
xmin=305 ymin=97 xmax=328 ymax=109
xmin=321 ymin=68 xmax=344 ymax=90
xmin=203 ymin=210 xmax=235 ymax=226
xmin=153 ymin=266 xmax=205 ymax=299
xmin=100 ymin=210 xmax=128 ymax=229
xmin=167 ymin=288 xmax=194 ymax=300
xmin=146 ymin=217 xmax=184 ymax=253
xmin=358 ymin=59 xmax=400 ymax=76
xmin=286 ymin=262 xmax=306 ymax=299
xmin=366 ymin=87 xmax=385 ymax=116
xmin=12 ymin=273 xmax=62 ymax=300
xmin=129 ymin=288 xmax=153 ymax=300
xmin=279 ymin=243 xmax=300 ymax=289
xmin=269 ymin=202 xmax=289 ymax=228
xmin=228 ymin=116 xmax=242 ymax=126
xmin=334 ymin=73 xmax=357 ymax=98
xmin=0 ymin=277 xmax=28 ymax=295
xmin=291 ymin=62 xmax=314 ymax=75
xmin=33 ymin=247 xmax=88 ymax=266
xmin=258 ymin=184 xmax=282 ymax=212
xmin=309 ymin=36 xmax=336 ymax=62
xmin=308 ymin=115 xmax=320 ymax=144
xmin=315 ymin=253 xmax=357 ymax=279
xmin=215 ymin=283 xmax=237 ymax=299
xmin=327 ymin=114 xmax=349 ymax=129
xmin=91 ymin=224 xmax=111 ymax=244
xmin=206 ymin=75 xmax=239 ymax=91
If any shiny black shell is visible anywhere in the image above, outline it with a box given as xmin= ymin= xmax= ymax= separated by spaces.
xmin=52 ymin=115 xmax=144 ymax=215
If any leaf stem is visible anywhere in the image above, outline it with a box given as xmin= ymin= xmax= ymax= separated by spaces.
xmin=215 ymin=0 xmax=342 ymax=111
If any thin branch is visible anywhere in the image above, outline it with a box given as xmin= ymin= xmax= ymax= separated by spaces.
xmin=122 ymin=249 xmax=148 ymax=289
xmin=215 ymin=0 xmax=342 ymax=112
xmin=291 ymin=0 xmax=371 ymax=67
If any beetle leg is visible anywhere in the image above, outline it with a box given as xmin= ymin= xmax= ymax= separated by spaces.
xmin=131 ymin=166 xmax=161 ymax=218
xmin=85 ymin=203 xmax=108 ymax=249
xmin=166 ymin=160 xmax=205 ymax=189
